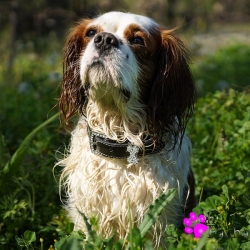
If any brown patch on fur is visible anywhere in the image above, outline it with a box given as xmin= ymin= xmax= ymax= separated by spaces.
xmin=147 ymin=29 xmax=196 ymax=149
xmin=59 ymin=19 xmax=103 ymax=127
xmin=124 ymin=24 xmax=162 ymax=103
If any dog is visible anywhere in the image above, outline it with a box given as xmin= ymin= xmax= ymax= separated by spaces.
xmin=57 ymin=11 xmax=196 ymax=247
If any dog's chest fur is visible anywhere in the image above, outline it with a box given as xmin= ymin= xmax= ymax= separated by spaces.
xmin=58 ymin=11 xmax=196 ymax=248
xmin=59 ymin=117 xmax=191 ymax=242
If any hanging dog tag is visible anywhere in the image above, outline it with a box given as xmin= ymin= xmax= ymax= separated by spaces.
xmin=127 ymin=144 xmax=140 ymax=164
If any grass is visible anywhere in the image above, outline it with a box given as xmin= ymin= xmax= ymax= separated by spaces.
xmin=0 ymin=39 xmax=68 ymax=249
xmin=192 ymin=44 xmax=250 ymax=96
xmin=0 ymin=39 xmax=250 ymax=249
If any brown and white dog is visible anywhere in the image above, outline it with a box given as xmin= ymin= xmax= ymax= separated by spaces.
xmin=57 ymin=11 xmax=196 ymax=247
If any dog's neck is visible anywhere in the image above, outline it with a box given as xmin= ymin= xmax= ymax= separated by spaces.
xmin=85 ymin=98 xmax=148 ymax=146
xmin=87 ymin=126 xmax=166 ymax=164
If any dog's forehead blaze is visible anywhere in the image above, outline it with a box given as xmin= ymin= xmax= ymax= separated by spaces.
xmin=89 ymin=11 xmax=158 ymax=36
xmin=81 ymin=12 xmax=161 ymax=53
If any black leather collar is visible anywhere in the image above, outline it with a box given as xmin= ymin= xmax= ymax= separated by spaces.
xmin=87 ymin=126 xmax=165 ymax=164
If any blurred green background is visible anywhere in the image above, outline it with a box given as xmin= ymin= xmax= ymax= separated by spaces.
xmin=0 ymin=0 xmax=250 ymax=249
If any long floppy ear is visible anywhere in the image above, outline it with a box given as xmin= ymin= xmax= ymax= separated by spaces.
xmin=147 ymin=29 xmax=195 ymax=148
xmin=59 ymin=19 xmax=91 ymax=126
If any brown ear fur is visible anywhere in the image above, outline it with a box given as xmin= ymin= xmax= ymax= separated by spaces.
xmin=59 ymin=20 xmax=91 ymax=126
xmin=147 ymin=30 xmax=195 ymax=148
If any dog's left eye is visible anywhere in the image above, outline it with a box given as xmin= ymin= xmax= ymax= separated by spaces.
xmin=129 ymin=37 xmax=144 ymax=46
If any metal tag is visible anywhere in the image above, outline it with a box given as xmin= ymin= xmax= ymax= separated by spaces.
xmin=127 ymin=144 xmax=139 ymax=164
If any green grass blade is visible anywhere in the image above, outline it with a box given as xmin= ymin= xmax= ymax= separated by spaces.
xmin=2 ymin=112 xmax=59 ymax=176
xmin=138 ymin=188 xmax=177 ymax=237
xmin=0 ymin=133 xmax=11 ymax=169
xmin=126 ymin=227 xmax=142 ymax=250
xmin=195 ymin=230 xmax=209 ymax=250
xmin=3 ymin=146 xmax=27 ymax=175
xmin=77 ymin=208 xmax=96 ymax=241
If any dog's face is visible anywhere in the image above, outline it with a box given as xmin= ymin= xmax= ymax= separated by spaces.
xmin=79 ymin=12 xmax=161 ymax=105
xmin=59 ymin=12 xmax=195 ymax=146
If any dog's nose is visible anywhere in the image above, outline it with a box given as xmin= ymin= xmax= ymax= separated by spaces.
xmin=94 ymin=32 xmax=119 ymax=51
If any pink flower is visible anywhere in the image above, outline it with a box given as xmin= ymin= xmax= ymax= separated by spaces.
xmin=183 ymin=212 xmax=209 ymax=238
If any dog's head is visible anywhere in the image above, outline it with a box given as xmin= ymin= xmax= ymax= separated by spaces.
xmin=59 ymin=11 xmax=195 ymax=147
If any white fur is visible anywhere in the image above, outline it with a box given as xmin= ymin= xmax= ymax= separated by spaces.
xmin=91 ymin=11 xmax=158 ymax=32
xmin=58 ymin=118 xmax=191 ymax=246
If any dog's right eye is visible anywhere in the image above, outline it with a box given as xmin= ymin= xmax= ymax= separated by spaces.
xmin=86 ymin=30 xmax=97 ymax=37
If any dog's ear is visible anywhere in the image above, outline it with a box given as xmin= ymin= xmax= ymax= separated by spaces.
xmin=147 ymin=29 xmax=195 ymax=147
xmin=59 ymin=19 xmax=91 ymax=126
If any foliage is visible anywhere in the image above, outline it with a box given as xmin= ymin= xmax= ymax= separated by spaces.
xmin=188 ymin=89 xmax=250 ymax=199
xmin=2 ymin=113 xmax=59 ymax=176
xmin=32 ymin=89 xmax=248 ymax=250
xmin=15 ymin=231 xmax=36 ymax=250
xmin=16 ymin=184 xmax=250 ymax=249
xmin=193 ymin=185 xmax=250 ymax=248
xmin=138 ymin=189 xmax=177 ymax=237
xmin=1 ymin=40 xmax=250 ymax=249
xmin=193 ymin=44 xmax=250 ymax=96
xmin=0 ymin=45 xmax=68 ymax=249
xmin=16 ymin=189 xmax=178 ymax=250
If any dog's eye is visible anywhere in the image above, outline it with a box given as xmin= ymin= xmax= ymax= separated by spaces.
xmin=129 ymin=37 xmax=144 ymax=46
xmin=86 ymin=30 xmax=97 ymax=37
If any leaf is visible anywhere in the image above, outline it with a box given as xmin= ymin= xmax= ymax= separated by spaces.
xmin=1 ymin=112 xmax=59 ymax=176
xmin=112 ymin=240 xmax=123 ymax=250
xmin=15 ymin=231 xmax=36 ymax=247
xmin=0 ymin=133 xmax=9 ymax=168
xmin=138 ymin=188 xmax=177 ymax=237
xmin=55 ymin=232 xmax=85 ymax=250
xmin=165 ymin=224 xmax=179 ymax=244
xmin=199 ymin=195 xmax=223 ymax=211
xmin=127 ymin=228 xmax=142 ymax=249
xmin=66 ymin=222 xmax=75 ymax=234
xmin=77 ymin=208 xmax=96 ymax=240
xmin=24 ymin=230 xmax=36 ymax=244
xmin=241 ymin=241 xmax=250 ymax=250
xmin=195 ymin=230 xmax=209 ymax=250
xmin=15 ymin=236 xmax=26 ymax=247
xmin=222 ymin=185 xmax=229 ymax=201
xmin=57 ymin=237 xmax=81 ymax=250
xmin=54 ymin=237 xmax=67 ymax=250
xmin=3 ymin=146 xmax=27 ymax=175
xmin=103 ymin=233 xmax=118 ymax=250
xmin=193 ymin=206 xmax=203 ymax=215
